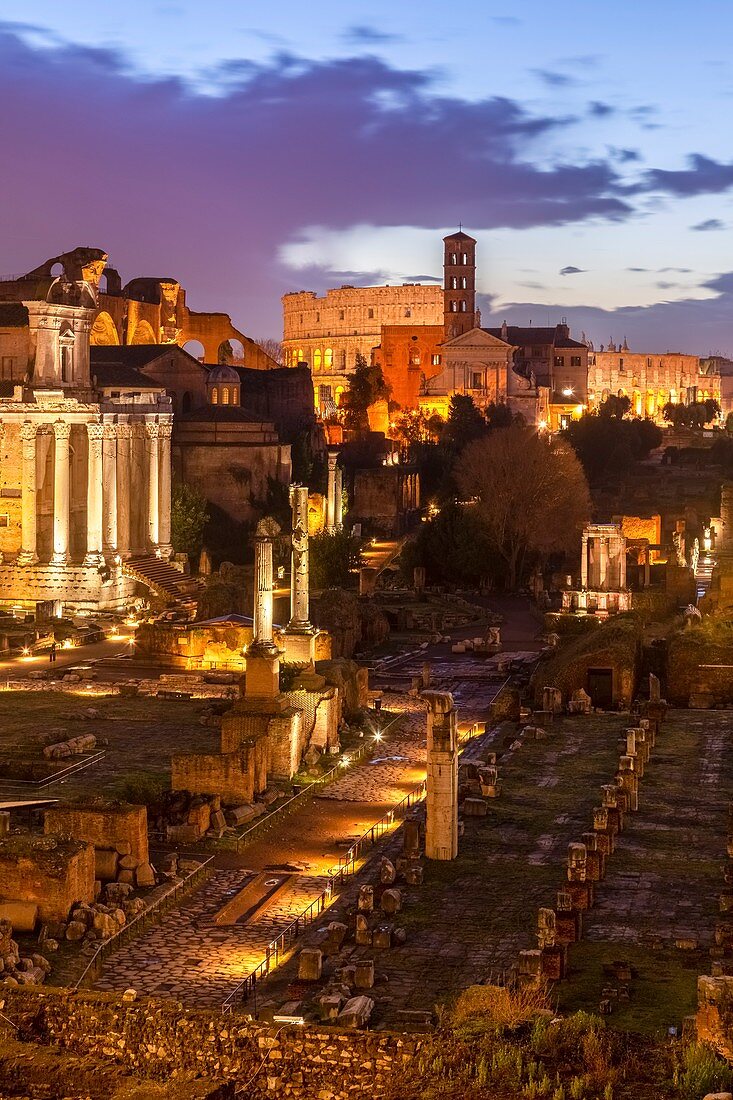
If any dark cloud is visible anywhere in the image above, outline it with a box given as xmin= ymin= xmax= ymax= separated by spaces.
xmin=626 ymin=267 xmax=649 ymax=272
xmin=342 ymin=25 xmax=403 ymax=45
xmin=589 ymin=101 xmax=614 ymax=117
xmin=402 ymin=274 xmax=443 ymax=283
xmin=533 ymin=69 xmax=576 ymax=87
xmin=0 ymin=23 xmax=638 ymax=332
xmin=640 ymin=154 xmax=733 ymax=196
xmin=692 ymin=217 xmax=726 ymax=231
xmin=560 ymin=266 xmax=585 ymax=276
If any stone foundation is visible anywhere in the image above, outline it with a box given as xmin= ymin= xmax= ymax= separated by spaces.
xmin=0 ymin=561 xmax=136 ymax=612
xmin=44 ymin=801 xmax=149 ymax=866
xmin=0 ymin=988 xmax=422 ymax=1099
xmin=0 ymin=835 xmax=94 ymax=922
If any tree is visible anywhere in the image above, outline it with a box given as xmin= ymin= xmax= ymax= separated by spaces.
xmin=484 ymin=401 xmax=515 ymax=430
xmin=441 ymin=394 xmax=488 ymax=449
xmin=310 ymin=530 xmax=361 ymax=589
xmin=662 ymin=398 xmax=720 ymax=429
xmin=341 ymin=353 xmax=391 ymax=431
xmin=562 ymin=412 xmax=662 ymax=483
xmin=455 ymin=425 xmax=591 ymax=589
xmin=255 ymin=337 xmax=284 ymax=365
xmin=404 ymin=500 xmax=501 ymax=587
xmin=598 ymin=394 xmax=631 ymax=418
xmin=171 ymin=483 xmax=209 ymax=558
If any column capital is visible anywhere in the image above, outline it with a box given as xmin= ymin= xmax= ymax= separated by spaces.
xmin=116 ymin=422 xmax=134 ymax=440
xmin=102 ymin=421 xmax=118 ymax=440
xmin=158 ymin=420 xmax=173 ymax=440
xmin=86 ymin=422 xmax=105 ymax=443
xmin=145 ymin=420 xmax=160 ymax=441
xmin=20 ymin=420 xmax=38 ymax=444
xmin=52 ymin=420 xmax=72 ymax=442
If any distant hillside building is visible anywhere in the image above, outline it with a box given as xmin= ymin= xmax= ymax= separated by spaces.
xmin=588 ymin=342 xmax=720 ymax=419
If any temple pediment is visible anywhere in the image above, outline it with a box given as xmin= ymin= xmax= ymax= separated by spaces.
xmin=441 ymin=326 xmax=514 ymax=351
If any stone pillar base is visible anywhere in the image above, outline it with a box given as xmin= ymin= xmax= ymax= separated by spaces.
xmin=156 ymin=544 xmax=173 ymax=560
xmin=281 ymin=630 xmax=318 ymax=665
xmin=50 ymin=553 xmax=70 ymax=567
xmin=17 ymin=551 xmax=39 ymax=566
xmin=83 ymin=552 xmax=105 ymax=567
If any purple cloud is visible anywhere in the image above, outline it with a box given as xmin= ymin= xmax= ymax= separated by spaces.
xmin=0 ymin=22 xmax=640 ymax=334
xmin=560 ymin=265 xmax=586 ymax=276
xmin=641 ymin=154 xmax=733 ymax=196
xmin=691 ymin=217 xmax=726 ymax=231
xmin=342 ymin=25 xmax=403 ymax=45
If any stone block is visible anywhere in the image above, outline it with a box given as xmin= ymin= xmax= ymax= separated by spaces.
xmin=354 ymin=959 xmax=375 ymax=989
xmin=0 ymin=901 xmax=38 ymax=933
xmin=321 ymin=921 xmax=348 ymax=955
xmin=381 ymin=888 xmax=402 ymax=916
xmin=463 ymin=797 xmax=488 ymax=817
xmin=337 ymin=994 xmax=374 ymax=1028
xmin=166 ymin=824 xmax=200 ymax=845
xmin=358 ymin=885 xmax=374 ymax=912
xmin=317 ymin=992 xmax=343 ymax=1020
xmin=404 ymin=864 xmax=423 ymax=886
xmin=65 ymin=920 xmax=86 ymax=942
xmin=372 ymin=926 xmax=392 ymax=949
xmin=403 ymin=820 xmax=420 ymax=856
xmin=135 ymin=862 xmax=156 ymax=888
xmin=226 ymin=804 xmax=257 ymax=827
xmin=297 ymin=947 xmax=323 ymax=981
xmin=380 ymin=858 xmax=396 ymax=884
xmin=94 ymin=848 xmax=118 ymax=882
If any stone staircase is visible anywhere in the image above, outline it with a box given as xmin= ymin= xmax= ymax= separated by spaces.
xmin=696 ymin=552 xmax=715 ymax=603
xmin=123 ymin=555 xmax=203 ymax=610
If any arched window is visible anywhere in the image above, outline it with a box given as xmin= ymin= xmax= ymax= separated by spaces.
xmin=450 ymin=277 xmax=457 ymax=289
xmin=314 ymin=348 xmax=322 ymax=371
xmin=211 ymin=388 xmax=218 ymax=404
xmin=450 ymin=252 xmax=458 ymax=265
xmin=221 ymin=387 xmax=229 ymax=405
xmin=450 ymin=301 xmax=458 ymax=313
xmin=58 ymin=326 xmax=75 ymax=383
xmin=335 ymin=386 xmax=345 ymax=406
xmin=462 ymin=252 xmax=469 ymax=264
xmin=182 ymin=391 xmax=192 ymax=414
xmin=324 ymin=347 xmax=333 ymax=368
xmin=459 ymin=301 xmax=467 ymax=312
xmin=460 ymin=276 xmax=468 ymax=289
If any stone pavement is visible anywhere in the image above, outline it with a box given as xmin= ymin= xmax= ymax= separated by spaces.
xmin=94 ymin=869 xmax=327 ymax=1007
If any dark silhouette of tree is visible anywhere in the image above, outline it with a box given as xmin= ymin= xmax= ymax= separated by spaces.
xmin=341 ymin=353 xmax=390 ymax=431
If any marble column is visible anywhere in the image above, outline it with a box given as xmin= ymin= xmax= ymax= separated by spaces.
xmin=618 ymin=535 xmax=627 ymax=589
xmin=145 ymin=421 xmax=160 ymax=550
xmin=102 ymin=422 xmax=118 ymax=558
xmin=334 ymin=464 xmax=343 ymax=531
xmin=18 ymin=421 xmax=39 ymax=565
xmin=425 ymin=690 xmax=459 ymax=861
xmin=84 ymin=423 xmax=104 ymax=566
xmin=325 ymin=450 xmax=338 ymax=534
xmin=50 ymin=420 xmax=71 ymax=566
xmin=598 ymin=536 xmax=608 ymax=591
xmin=157 ymin=421 xmax=173 ymax=558
xmin=580 ymin=532 xmax=588 ymax=588
xmin=287 ymin=484 xmax=312 ymax=632
xmin=116 ymin=421 xmax=132 ymax=559
xmin=251 ymin=518 xmax=279 ymax=655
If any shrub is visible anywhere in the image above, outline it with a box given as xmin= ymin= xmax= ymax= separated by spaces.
xmin=115 ymin=771 xmax=167 ymax=806
xmin=451 ymin=984 xmax=550 ymax=1040
xmin=677 ymin=1041 xmax=733 ymax=1098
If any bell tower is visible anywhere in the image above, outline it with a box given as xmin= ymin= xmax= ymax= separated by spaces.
xmin=443 ymin=229 xmax=477 ymax=339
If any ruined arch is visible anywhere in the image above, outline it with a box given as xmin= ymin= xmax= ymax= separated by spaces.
xmin=130 ymin=319 xmax=157 ymax=345
xmin=90 ymin=311 xmax=120 ymax=346
xmin=183 ymin=339 xmax=205 ymax=362
xmin=218 ymin=338 xmax=245 ymax=364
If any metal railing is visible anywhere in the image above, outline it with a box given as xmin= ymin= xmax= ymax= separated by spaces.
xmin=74 ymin=855 xmax=215 ymax=990
xmin=1 ymin=750 xmax=106 ymax=790
xmin=326 ymin=779 xmax=427 ymax=882
xmin=220 ymin=713 xmax=403 ymax=854
xmin=221 ymin=888 xmax=331 ymax=1013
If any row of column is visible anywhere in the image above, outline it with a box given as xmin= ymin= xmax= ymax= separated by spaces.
xmin=325 ymin=450 xmax=343 ymax=534
xmin=581 ymin=533 xmax=627 ymax=592
xmin=16 ymin=417 xmax=172 ymax=568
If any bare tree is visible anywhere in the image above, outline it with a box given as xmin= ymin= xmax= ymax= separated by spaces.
xmin=455 ymin=424 xmax=591 ymax=589
xmin=255 ymin=337 xmax=284 ymax=366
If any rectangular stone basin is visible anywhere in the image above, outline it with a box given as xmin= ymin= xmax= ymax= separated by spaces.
xmin=214 ymin=871 xmax=294 ymax=926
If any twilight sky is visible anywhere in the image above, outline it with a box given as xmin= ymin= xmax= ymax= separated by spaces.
xmin=1 ymin=1 xmax=732 ymax=353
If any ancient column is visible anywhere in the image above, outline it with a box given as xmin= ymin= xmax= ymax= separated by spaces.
xmin=83 ymin=422 xmax=104 ymax=566
xmin=50 ymin=420 xmax=71 ymax=566
xmin=102 ymin=422 xmax=118 ymax=558
xmin=287 ymin=484 xmax=312 ymax=632
xmin=334 ymin=464 xmax=344 ymax=530
xmin=251 ymin=517 xmax=280 ymax=655
xmin=424 ymin=690 xmax=459 ymax=861
xmin=157 ymin=420 xmax=173 ymax=558
xmin=580 ymin=530 xmax=589 ymax=588
xmin=617 ymin=532 xmax=627 ymax=589
xmin=116 ymin=421 xmax=132 ymax=559
xmin=18 ymin=421 xmax=39 ymax=565
xmin=145 ymin=420 xmax=160 ymax=550
xmin=598 ymin=535 xmax=608 ymax=591
xmin=326 ymin=450 xmax=338 ymax=534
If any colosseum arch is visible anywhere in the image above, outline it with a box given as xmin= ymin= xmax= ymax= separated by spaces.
xmin=183 ymin=339 xmax=205 ymax=362
xmin=90 ymin=311 xmax=120 ymax=346
xmin=130 ymin=319 xmax=157 ymax=345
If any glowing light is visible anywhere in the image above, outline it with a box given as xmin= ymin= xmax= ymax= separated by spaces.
xmin=373 ymin=732 xmax=383 ymax=743
xmin=562 ymin=387 xmax=573 ymax=397
xmin=21 ymin=647 xmax=30 ymax=657
xmin=62 ymin=638 xmax=74 ymax=650
xmin=538 ymin=420 xmax=548 ymax=430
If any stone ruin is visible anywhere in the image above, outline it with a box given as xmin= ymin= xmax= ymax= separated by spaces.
xmin=172 ymin=497 xmax=349 ymax=810
xmin=562 ymin=522 xmax=632 ymax=616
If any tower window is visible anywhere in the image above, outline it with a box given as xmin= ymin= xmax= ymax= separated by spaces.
xmin=405 ymin=308 xmax=411 ymax=318
xmin=431 ymin=354 xmax=441 ymax=366
xmin=462 ymin=253 xmax=468 ymax=264
xmin=60 ymin=343 xmax=73 ymax=382
xmin=460 ymin=276 xmax=467 ymax=289
xmin=571 ymin=356 xmax=582 ymax=367
xmin=450 ymin=301 xmax=458 ymax=313
xmin=450 ymin=277 xmax=457 ymax=290
xmin=211 ymin=388 xmax=218 ymax=404
xmin=459 ymin=301 xmax=467 ymax=312
xmin=450 ymin=252 xmax=458 ymax=265
xmin=368 ymin=308 xmax=374 ymax=319
xmin=221 ymin=387 xmax=229 ymax=405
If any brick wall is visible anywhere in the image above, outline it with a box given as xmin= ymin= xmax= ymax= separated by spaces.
xmin=0 ymin=839 xmax=94 ymax=921
xmin=44 ymin=804 xmax=149 ymax=865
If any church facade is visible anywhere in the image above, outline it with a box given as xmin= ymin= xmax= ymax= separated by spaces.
xmin=0 ymin=258 xmax=173 ymax=611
